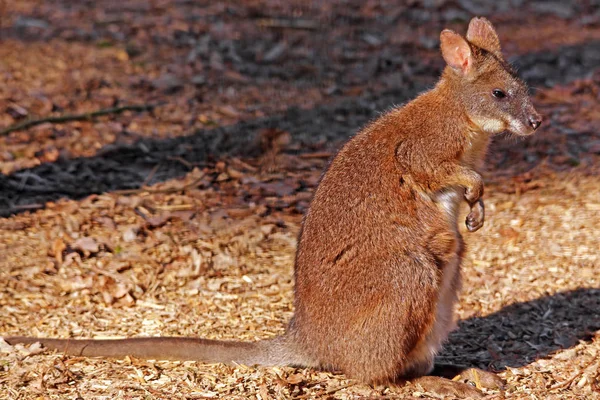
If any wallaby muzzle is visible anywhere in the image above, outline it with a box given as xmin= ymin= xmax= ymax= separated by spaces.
xmin=527 ymin=111 xmax=542 ymax=130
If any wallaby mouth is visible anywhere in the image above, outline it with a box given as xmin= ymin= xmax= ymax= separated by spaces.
xmin=509 ymin=111 xmax=542 ymax=136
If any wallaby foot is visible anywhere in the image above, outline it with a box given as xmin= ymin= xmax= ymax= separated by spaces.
xmin=466 ymin=199 xmax=485 ymax=232
xmin=431 ymin=363 xmax=504 ymax=390
xmin=411 ymin=376 xmax=485 ymax=399
xmin=409 ymin=364 xmax=504 ymax=399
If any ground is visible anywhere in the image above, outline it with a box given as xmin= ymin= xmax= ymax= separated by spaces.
xmin=1 ymin=1 xmax=600 ymax=399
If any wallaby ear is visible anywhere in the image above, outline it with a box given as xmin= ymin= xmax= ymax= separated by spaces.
xmin=440 ymin=29 xmax=472 ymax=74
xmin=466 ymin=17 xmax=502 ymax=58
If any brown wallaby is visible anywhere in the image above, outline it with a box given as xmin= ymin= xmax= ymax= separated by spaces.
xmin=6 ymin=17 xmax=541 ymax=395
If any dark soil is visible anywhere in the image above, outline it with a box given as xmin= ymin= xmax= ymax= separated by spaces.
xmin=1 ymin=6 xmax=599 ymax=215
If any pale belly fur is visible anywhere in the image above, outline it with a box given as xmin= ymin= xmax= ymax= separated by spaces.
xmin=430 ymin=188 xmax=463 ymax=358
xmin=404 ymin=188 xmax=463 ymax=374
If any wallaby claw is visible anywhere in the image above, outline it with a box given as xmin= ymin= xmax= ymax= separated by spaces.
xmin=466 ymin=199 xmax=485 ymax=232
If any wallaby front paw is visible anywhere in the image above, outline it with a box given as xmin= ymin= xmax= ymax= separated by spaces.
xmin=464 ymin=179 xmax=484 ymax=205
xmin=466 ymin=199 xmax=484 ymax=232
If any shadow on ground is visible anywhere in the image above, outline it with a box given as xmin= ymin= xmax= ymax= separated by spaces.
xmin=440 ymin=287 xmax=600 ymax=371
xmin=0 ymin=40 xmax=599 ymax=216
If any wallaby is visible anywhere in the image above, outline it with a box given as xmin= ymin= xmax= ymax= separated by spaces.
xmin=6 ymin=17 xmax=541 ymax=396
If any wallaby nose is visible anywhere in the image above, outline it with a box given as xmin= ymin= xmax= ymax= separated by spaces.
xmin=528 ymin=114 xmax=542 ymax=130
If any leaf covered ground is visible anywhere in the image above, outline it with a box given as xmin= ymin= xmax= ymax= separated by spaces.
xmin=1 ymin=1 xmax=600 ymax=399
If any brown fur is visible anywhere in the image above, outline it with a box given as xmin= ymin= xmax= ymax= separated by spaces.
xmin=4 ymin=17 xmax=541 ymax=386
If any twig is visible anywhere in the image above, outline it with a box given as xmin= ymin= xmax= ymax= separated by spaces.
xmin=112 ymin=174 xmax=205 ymax=196
xmin=152 ymin=204 xmax=194 ymax=211
xmin=0 ymin=104 xmax=161 ymax=136
xmin=166 ymin=156 xmax=197 ymax=169
xmin=550 ymin=359 xmax=597 ymax=390
xmin=298 ymin=151 xmax=333 ymax=159
xmin=0 ymin=203 xmax=44 ymax=215
xmin=293 ymin=383 xmax=353 ymax=399
xmin=141 ymin=164 xmax=162 ymax=187
xmin=257 ymin=18 xmax=319 ymax=30
xmin=6 ymin=179 xmax=86 ymax=195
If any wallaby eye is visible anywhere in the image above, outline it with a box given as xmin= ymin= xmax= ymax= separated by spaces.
xmin=492 ymin=89 xmax=507 ymax=99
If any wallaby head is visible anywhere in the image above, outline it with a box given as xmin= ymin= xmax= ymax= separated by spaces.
xmin=439 ymin=17 xmax=542 ymax=136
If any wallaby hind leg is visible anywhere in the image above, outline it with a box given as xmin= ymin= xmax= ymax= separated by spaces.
xmin=402 ymin=251 xmax=462 ymax=376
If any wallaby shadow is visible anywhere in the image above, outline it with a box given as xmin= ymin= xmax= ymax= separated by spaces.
xmin=439 ymin=287 xmax=600 ymax=371
xmin=0 ymin=84 xmax=426 ymax=217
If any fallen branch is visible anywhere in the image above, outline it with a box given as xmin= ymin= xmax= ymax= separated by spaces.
xmin=550 ymin=359 xmax=597 ymax=390
xmin=112 ymin=173 xmax=206 ymax=196
xmin=293 ymin=383 xmax=353 ymax=399
xmin=298 ymin=151 xmax=333 ymax=159
xmin=1 ymin=203 xmax=44 ymax=213
xmin=0 ymin=104 xmax=160 ymax=136
xmin=256 ymin=18 xmax=319 ymax=30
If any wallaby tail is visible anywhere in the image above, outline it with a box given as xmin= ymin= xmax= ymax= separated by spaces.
xmin=4 ymin=334 xmax=307 ymax=367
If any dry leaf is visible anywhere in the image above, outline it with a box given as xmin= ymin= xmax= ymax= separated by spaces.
xmin=52 ymin=238 xmax=66 ymax=264
xmin=286 ymin=373 xmax=304 ymax=384
xmin=72 ymin=237 xmax=100 ymax=253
